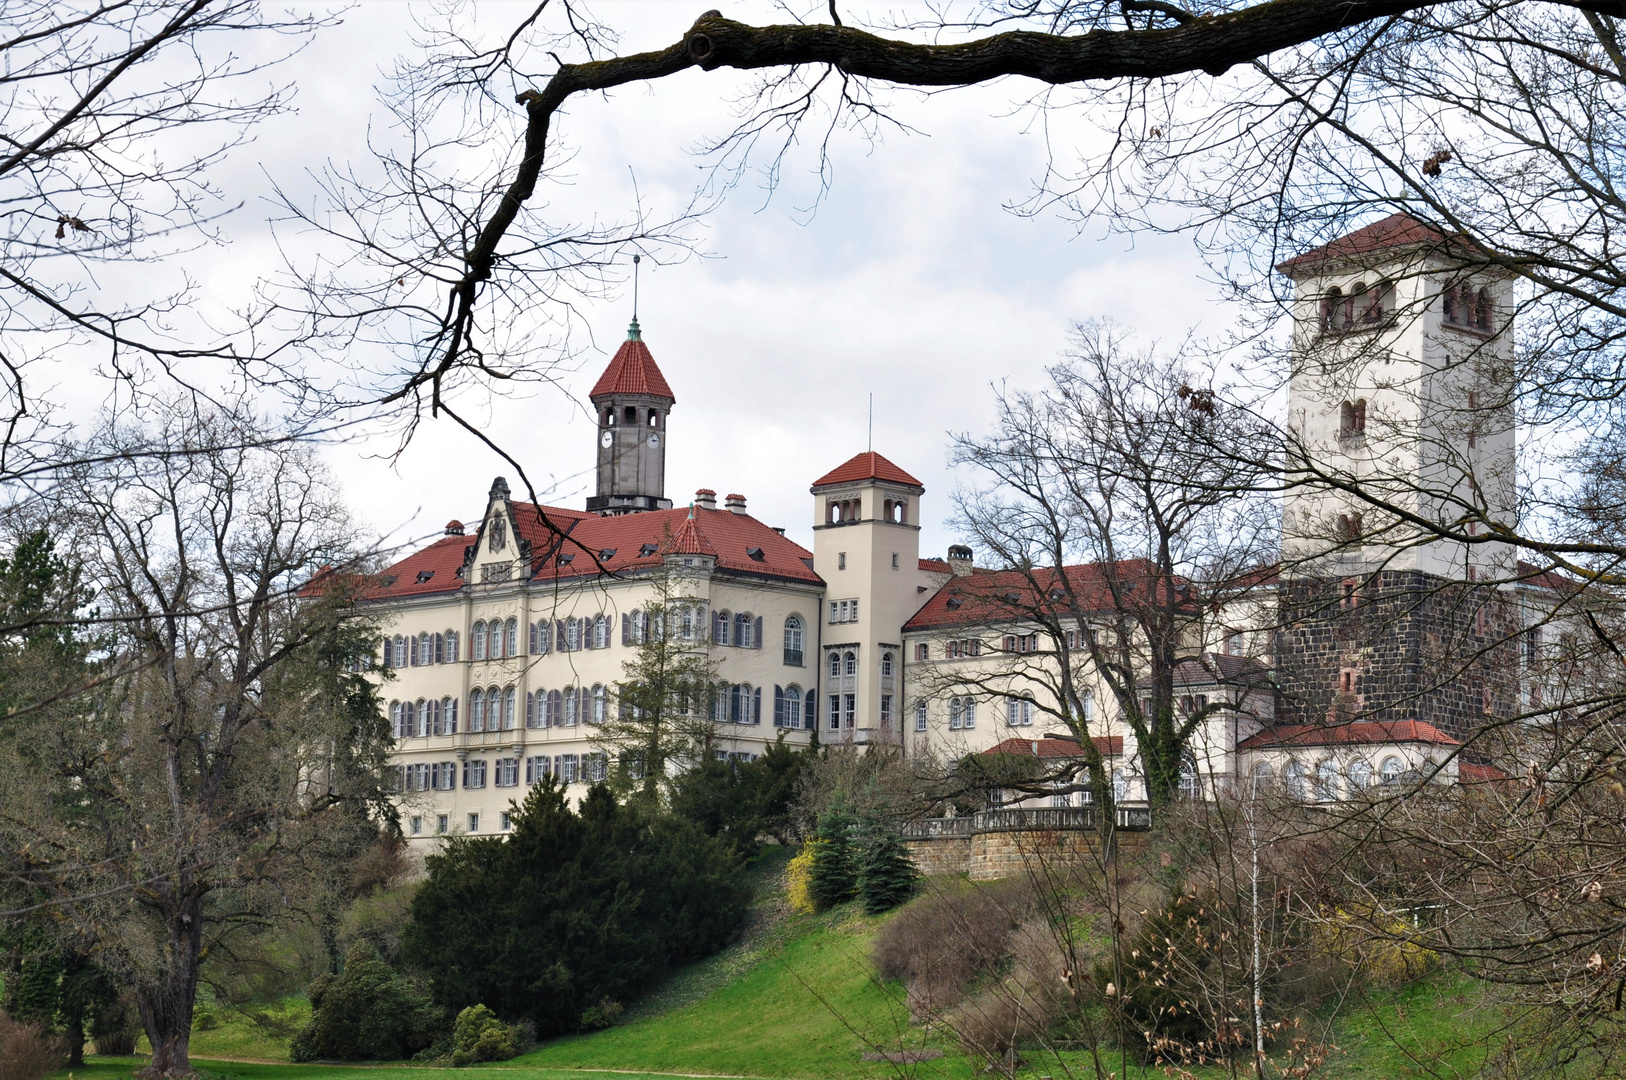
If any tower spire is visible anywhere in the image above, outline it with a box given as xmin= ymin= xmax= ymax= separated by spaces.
xmin=628 ymin=254 xmax=642 ymax=341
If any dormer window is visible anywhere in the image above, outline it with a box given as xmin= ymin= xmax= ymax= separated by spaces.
xmin=746 ymin=546 xmax=765 ymax=561
xmin=599 ymin=548 xmax=617 ymax=561
xmin=557 ymin=553 xmax=574 ymax=567
xmin=416 ymin=570 xmax=435 ymax=584
xmin=640 ymin=543 xmax=659 ymax=557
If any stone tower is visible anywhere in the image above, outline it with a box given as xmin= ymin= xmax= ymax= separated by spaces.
xmin=586 ymin=318 xmax=675 ymax=516
xmin=1274 ymin=213 xmax=1518 ymax=735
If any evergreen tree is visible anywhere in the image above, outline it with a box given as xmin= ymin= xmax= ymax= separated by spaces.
xmin=808 ymin=809 xmax=860 ymax=910
xmin=857 ymin=829 xmax=919 ymax=914
xmin=594 ymin=532 xmax=724 ymax=804
xmin=401 ymin=780 xmax=750 ymax=1038
xmin=670 ymin=734 xmax=807 ymax=855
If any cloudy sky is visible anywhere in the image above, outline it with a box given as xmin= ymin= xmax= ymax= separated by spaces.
xmin=94 ymin=1 xmax=1245 ymax=563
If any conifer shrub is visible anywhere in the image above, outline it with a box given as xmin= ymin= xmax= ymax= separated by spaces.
xmin=808 ymin=809 xmax=860 ymax=909
xmin=401 ymin=781 xmax=750 ymax=1038
xmin=290 ymin=944 xmax=445 ymax=1061
xmin=857 ymin=830 xmax=919 ymax=914
xmin=786 ymin=842 xmax=819 ymax=915
xmin=451 ymin=1004 xmax=523 ymax=1064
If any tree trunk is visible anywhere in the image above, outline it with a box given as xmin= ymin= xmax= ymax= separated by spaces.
xmin=66 ymin=1011 xmax=85 ymax=1067
xmin=135 ymin=900 xmax=203 ymax=1079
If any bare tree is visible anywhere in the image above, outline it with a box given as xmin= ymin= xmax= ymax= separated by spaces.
xmin=0 ymin=403 xmax=395 ymax=1078
xmin=935 ymin=322 xmax=1274 ymax=812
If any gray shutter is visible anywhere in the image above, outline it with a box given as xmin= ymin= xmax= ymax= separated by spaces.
xmin=774 ymin=686 xmax=784 ymax=727
xmin=622 ymin=613 xmax=631 ymax=645
xmin=381 ymin=637 xmax=392 ymax=668
xmin=754 ymin=687 xmax=763 ymax=724
xmin=754 ymin=616 xmax=764 ymax=649
xmin=435 ymin=632 xmax=444 ymax=663
xmin=528 ymin=621 xmax=537 ymax=654
xmin=555 ymin=620 xmax=566 ymax=651
xmin=526 ymin=692 xmax=535 ymax=728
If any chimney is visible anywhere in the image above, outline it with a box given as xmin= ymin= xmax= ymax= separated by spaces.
xmin=694 ymin=488 xmax=717 ymax=510
xmin=445 ymin=520 xmax=465 ymax=536
xmin=725 ymin=493 xmax=747 ymax=514
xmin=948 ymin=544 xmax=974 ymax=577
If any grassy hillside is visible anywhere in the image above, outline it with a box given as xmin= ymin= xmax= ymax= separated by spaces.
xmin=69 ymin=851 xmax=1521 ymax=1080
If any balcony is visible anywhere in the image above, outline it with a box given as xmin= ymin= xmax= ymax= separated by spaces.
xmin=784 ymin=649 xmax=804 ymax=667
xmin=899 ymin=804 xmax=1152 ymax=838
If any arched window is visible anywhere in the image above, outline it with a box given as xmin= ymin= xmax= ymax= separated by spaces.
xmin=1475 ymin=287 xmax=1494 ymax=331
xmin=1315 ymin=759 xmax=1340 ymax=801
xmin=784 ymin=685 xmax=802 ymax=729
xmin=591 ymin=685 xmax=607 ymax=725
xmin=1353 ymin=398 xmax=1366 ymax=434
xmin=565 ymin=619 xmax=581 ymax=652
xmin=418 ymin=632 xmax=432 ymax=665
xmin=713 ymin=609 xmax=730 ymax=643
xmin=734 ymin=611 xmax=752 ymax=648
xmin=495 ymin=619 xmax=510 ymax=658
xmin=1006 ymin=696 xmax=1034 ymax=726
xmin=829 ymin=651 xmax=841 ymax=679
xmin=505 ymin=617 xmax=519 ymax=656
xmin=590 ymin=614 xmax=604 ymax=649
xmin=1363 ymin=280 xmax=1392 ymax=322
xmin=392 ymin=635 xmax=407 ymax=667
xmin=472 ymin=620 xmax=487 ymax=661
xmin=1284 ymin=760 xmax=1308 ymax=801
xmin=1379 ymin=755 xmax=1405 ymax=785
xmin=844 ymin=650 xmax=856 ymax=678
xmin=729 ymin=684 xmax=743 ymax=724
xmin=949 ymin=697 xmax=963 ymax=730
xmin=1348 ymin=758 xmax=1372 ymax=790
xmin=470 ymin=689 xmax=486 ymax=732
xmin=784 ymin=615 xmax=804 ymax=664
xmin=563 ymin=686 xmax=578 ymax=727
xmin=1248 ymin=760 xmax=1273 ymax=793
xmin=1320 ymin=286 xmax=1343 ymax=332
xmin=503 ymin=686 xmax=517 ymax=730
xmin=1443 ymin=283 xmax=1461 ymax=323
xmin=881 ymin=651 xmax=894 ymax=677
xmin=388 ymin=702 xmax=401 ymax=738
xmin=1178 ymin=754 xmax=1200 ymax=800
xmin=445 ymin=629 xmax=459 ymax=661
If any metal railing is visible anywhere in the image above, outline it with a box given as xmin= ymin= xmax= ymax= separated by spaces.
xmin=784 ymin=649 xmax=803 ymax=667
xmin=900 ymin=804 xmax=1154 ymax=838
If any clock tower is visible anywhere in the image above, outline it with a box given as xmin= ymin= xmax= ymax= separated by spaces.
xmin=586 ymin=318 xmax=675 ymax=516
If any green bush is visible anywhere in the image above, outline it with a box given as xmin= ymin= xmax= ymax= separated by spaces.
xmin=808 ymin=810 xmax=859 ymax=909
xmin=451 ymin=1004 xmax=521 ymax=1065
xmin=289 ymin=944 xmax=444 ymax=1061
xmin=670 ymin=737 xmax=806 ymax=854
xmin=401 ymin=780 xmax=751 ymax=1039
xmin=857 ymin=829 xmax=919 ymax=914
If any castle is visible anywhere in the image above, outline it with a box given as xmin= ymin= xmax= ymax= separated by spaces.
xmin=364 ymin=215 xmax=1546 ymax=842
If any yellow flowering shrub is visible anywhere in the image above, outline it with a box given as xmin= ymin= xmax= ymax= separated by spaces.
xmin=1317 ymin=905 xmax=1439 ymax=987
xmin=787 ymin=841 xmax=821 ymax=915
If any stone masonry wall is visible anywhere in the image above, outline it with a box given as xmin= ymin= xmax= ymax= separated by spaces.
xmin=1276 ymin=570 xmax=1520 ymax=740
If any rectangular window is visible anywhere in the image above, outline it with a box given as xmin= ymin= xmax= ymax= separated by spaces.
xmin=880 ymin=694 xmax=894 ymax=730
xmin=843 ymin=693 xmax=856 ymax=728
xmin=462 ymin=759 xmax=487 ymax=789
xmin=436 ymin=814 xmax=448 ymax=834
xmin=916 ymin=642 xmax=929 ymax=661
xmin=410 ymin=815 xmax=422 ymax=835
xmin=559 ymin=754 xmax=579 ymax=783
xmin=915 ymin=701 xmax=927 ymax=732
xmin=829 ymin=694 xmax=841 ymax=730
xmin=467 ymin=812 xmax=480 ymax=832
xmin=501 ymin=812 xmax=512 ymax=831
xmin=891 ymin=553 xmax=899 ymax=569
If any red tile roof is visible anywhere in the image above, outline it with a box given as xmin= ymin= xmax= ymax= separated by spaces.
xmin=903 ymin=559 xmax=1190 ymax=632
xmin=1458 ymin=761 xmax=1512 ymax=785
xmin=1139 ymin=653 xmax=1272 ymax=690
xmin=982 ymin=735 xmax=1124 ymax=758
xmin=1237 ymin=719 xmax=1459 ymax=751
xmin=1276 ymin=213 xmax=1462 ymax=275
xmin=589 ymin=332 xmax=674 ymax=401
xmin=358 ymin=502 xmax=820 ymax=602
xmin=918 ymin=558 xmax=952 ymax=575
xmin=811 ymin=452 xmax=923 ymax=489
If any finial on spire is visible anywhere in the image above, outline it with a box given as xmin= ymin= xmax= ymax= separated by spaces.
xmin=628 ymin=254 xmax=642 ymax=341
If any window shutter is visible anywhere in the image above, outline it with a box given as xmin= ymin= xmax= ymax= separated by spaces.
xmin=528 ymin=621 xmax=537 ymax=654
xmin=526 ymin=692 xmax=535 ymax=728
xmin=754 ymin=616 xmax=764 ymax=649
xmin=555 ymin=620 xmax=566 ymax=651
xmin=622 ymin=613 xmax=631 ymax=646
xmin=461 ymin=760 xmax=469 ymax=789
xmin=407 ymin=638 xmax=416 ymax=666
xmin=381 ymin=637 xmax=392 ymax=668
xmin=774 ymin=686 xmax=784 ymax=727
xmin=754 ymin=687 xmax=763 ymax=724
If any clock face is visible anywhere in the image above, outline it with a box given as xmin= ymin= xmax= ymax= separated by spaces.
xmin=600 ymin=430 xmax=613 ymax=448
xmin=647 ymin=433 xmax=660 ymax=448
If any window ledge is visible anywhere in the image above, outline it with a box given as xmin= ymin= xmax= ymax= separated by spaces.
xmin=1440 ymin=320 xmax=1497 ymax=339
